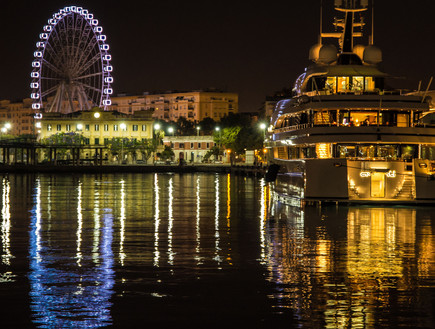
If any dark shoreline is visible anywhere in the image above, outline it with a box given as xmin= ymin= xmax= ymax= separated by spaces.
xmin=0 ymin=163 xmax=267 ymax=177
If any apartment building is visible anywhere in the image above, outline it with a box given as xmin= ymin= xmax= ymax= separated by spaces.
xmin=0 ymin=98 xmax=35 ymax=135
xmin=111 ymin=90 xmax=238 ymax=122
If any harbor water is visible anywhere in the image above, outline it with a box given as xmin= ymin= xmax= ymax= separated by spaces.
xmin=0 ymin=173 xmax=434 ymax=328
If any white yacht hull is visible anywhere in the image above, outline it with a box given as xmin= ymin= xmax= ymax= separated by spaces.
xmin=271 ymin=158 xmax=435 ymax=204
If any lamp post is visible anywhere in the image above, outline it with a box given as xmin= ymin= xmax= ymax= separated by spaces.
xmin=259 ymin=123 xmax=266 ymax=140
xmin=168 ymin=127 xmax=174 ymax=136
xmin=153 ymin=123 xmax=162 ymax=163
xmin=215 ymin=126 xmax=221 ymax=143
xmin=120 ymin=123 xmax=126 ymax=164
xmin=259 ymin=123 xmax=267 ymax=165
xmin=196 ymin=126 xmax=200 ymax=137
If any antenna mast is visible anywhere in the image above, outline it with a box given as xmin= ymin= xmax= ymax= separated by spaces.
xmin=319 ymin=0 xmax=323 ymax=44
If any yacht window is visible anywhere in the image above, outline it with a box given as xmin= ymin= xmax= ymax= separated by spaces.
xmin=348 ymin=111 xmax=378 ymax=126
xmin=358 ymin=145 xmax=376 ymax=158
xmin=377 ymin=145 xmax=398 ymax=159
xmin=326 ymin=77 xmax=336 ymax=93
xmin=337 ymin=145 xmax=356 ymax=158
xmin=401 ymin=145 xmax=417 ymax=160
xmin=314 ymin=111 xmax=331 ymax=125
xmin=421 ymin=145 xmax=435 ymax=160
xmin=364 ymin=77 xmax=375 ymax=91
xmin=316 ymin=143 xmax=331 ymax=158
xmin=352 ymin=77 xmax=364 ymax=92
xmin=337 ymin=77 xmax=350 ymax=93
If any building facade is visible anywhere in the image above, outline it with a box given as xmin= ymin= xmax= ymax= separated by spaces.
xmin=111 ymin=90 xmax=238 ymax=122
xmin=0 ymin=98 xmax=35 ymax=135
xmin=162 ymin=135 xmax=227 ymax=163
xmin=38 ymin=109 xmax=154 ymax=162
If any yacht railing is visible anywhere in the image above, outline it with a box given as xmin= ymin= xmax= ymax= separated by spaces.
xmin=274 ymin=123 xmax=312 ymax=133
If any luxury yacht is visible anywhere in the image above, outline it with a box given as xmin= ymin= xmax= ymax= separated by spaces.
xmin=266 ymin=0 xmax=435 ymax=203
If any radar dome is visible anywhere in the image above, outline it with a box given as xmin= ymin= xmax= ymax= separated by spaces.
xmin=318 ymin=44 xmax=338 ymax=64
xmin=353 ymin=44 xmax=365 ymax=61
xmin=363 ymin=45 xmax=382 ymax=64
xmin=309 ymin=44 xmax=322 ymax=61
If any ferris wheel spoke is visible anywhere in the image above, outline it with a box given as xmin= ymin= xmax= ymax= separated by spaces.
xmin=73 ymin=72 xmax=103 ymax=80
xmin=76 ymin=81 xmax=103 ymax=94
xmin=41 ymin=84 xmax=61 ymax=98
xmin=40 ymin=76 xmax=62 ymax=81
xmin=76 ymin=52 xmax=103 ymax=76
xmin=41 ymin=58 xmax=64 ymax=77
xmin=74 ymin=38 xmax=99 ymax=73
xmin=73 ymin=27 xmax=92 ymax=67
xmin=43 ymin=41 xmax=66 ymax=71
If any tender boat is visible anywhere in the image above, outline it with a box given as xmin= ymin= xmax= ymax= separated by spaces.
xmin=266 ymin=0 xmax=435 ymax=204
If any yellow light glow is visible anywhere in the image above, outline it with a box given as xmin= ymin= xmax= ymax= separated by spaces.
xmin=316 ymin=143 xmax=331 ymax=159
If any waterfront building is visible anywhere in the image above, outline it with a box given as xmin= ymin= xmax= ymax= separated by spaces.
xmin=111 ymin=90 xmax=238 ymax=122
xmin=162 ymin=135 xmax=226 ymax=163
xmin=0 ymin=99 xmax=35 ymax=135
xmin=38 ymin=108 xmax=154 ymax=162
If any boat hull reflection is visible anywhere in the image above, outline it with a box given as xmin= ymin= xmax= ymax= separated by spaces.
xmin=266 ymin=196 xmax=435 ymax=327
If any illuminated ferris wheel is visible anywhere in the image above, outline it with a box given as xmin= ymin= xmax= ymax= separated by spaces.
xmin=31 ymin=6 xmax=113 ymax=116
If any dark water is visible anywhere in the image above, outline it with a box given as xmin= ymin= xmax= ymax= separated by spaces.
xmin=0 ymin=173 xmax=434 ymax=328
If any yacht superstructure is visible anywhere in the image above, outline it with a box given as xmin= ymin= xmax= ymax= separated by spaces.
xmin=266 ymin=0 xmax=435 ymax=203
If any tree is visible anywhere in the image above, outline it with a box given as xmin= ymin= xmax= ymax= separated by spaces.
xmin=176 ymin=117 xmax=195 ymax=136
xmin=219 ymin=126 xmax=241 ymax=151
xmin=40 ymin=132 xmax=85 ymax=146
xmin=137 ymin=138 xmax=157 ymax=163
xmin=220 ymin=113 xmax=252 ymax=128
xmin=234 ymin=126 xmax=264 ymax=153
xmin=40 ymin=132 xmax=86 ymax=160
xmin=105 ymin=137 xmax=125 ymax=163
xmin=160 ymin=145 xmax=174 ymax=161
xmin=198 ymin=117 xmax=216 ymax=135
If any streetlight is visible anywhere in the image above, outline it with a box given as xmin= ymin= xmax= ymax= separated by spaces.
xmin=215 ymin=126 xmax=221 ymax=149
xmin=168 ymin=127 xmax=174 ymax=136
xmin=259 ymin=122 xmax=266 ymax=133
xmin=196 ymin=126 xmax=200 ymax=136
xmin=120 ymin=123 xmax=127 ymax=164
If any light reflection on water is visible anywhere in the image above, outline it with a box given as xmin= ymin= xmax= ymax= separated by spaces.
xmin=28 ymin=177 xmax=114 ymax=328
xmin=0 ymin=173 xmax=434 ymax=327
xmin=267 ymin=194 xmax=435 ymax=328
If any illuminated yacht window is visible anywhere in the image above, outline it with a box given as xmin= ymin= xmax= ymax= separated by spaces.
xmin=365 ymin=77 xmax=375 ymax=91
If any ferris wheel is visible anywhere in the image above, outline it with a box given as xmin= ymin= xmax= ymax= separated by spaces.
xmin=31 ymin=6 xmax=113 ymax=116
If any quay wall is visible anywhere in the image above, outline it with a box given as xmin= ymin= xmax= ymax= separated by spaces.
xmin=0 ymin=164 xmax=267 ymax=177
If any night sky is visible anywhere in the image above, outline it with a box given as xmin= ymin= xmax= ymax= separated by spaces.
xmin=1 ymin=0 xmax=435 ymax=112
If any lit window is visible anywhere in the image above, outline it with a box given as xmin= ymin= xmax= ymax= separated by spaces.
xmin=94 ymin=124 xmax=99 ymax=131
xmin=104 ymin=124 xmax=109 ymax=131
xmin=132 ymin=125 xmax=138 ymax=131
xmin=47 ymin=124 xmax=52 ymax=131
xmin=114 ymin=124 xmax=118 ymax=131
xmin=365 ymin=77 xmax=375 ymax=91
xmin=142 ymin=125 xmax=147 ymax=131
xmin=66 ymin=124 xmax=71 ymax=131
xmin=57 ymin=124 xmax=61 ymax=131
